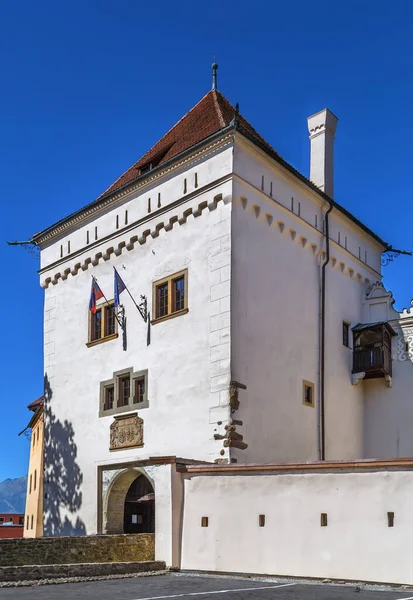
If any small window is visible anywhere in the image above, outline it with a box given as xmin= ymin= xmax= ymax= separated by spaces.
xmin=29 ymin=474 xmax=32 ymax=494
xmin=0 ymin=517 xmax=4 ymax=523
xmin=26 ymin=515 xmax=29 ymax=529
xmin=343 ymin=322 xmax=350 ymax=348
xmin=134 ymin=377 xmax=146 ymax=404
xmin=31 ymin=515 xmax=34 ymax=530
xmin=303 ymin=380 xmax=314 ymax=407
xmin=104 ymin=386 xmax=114 ymax=411
xmin=88 ymin=301 xmax=117 ymax=346
xmin=19 ymin=516 xmax=24 ymax=525
xmin=140 ymin=163 xmax=152 ymax=175
xmin=118 ymin=375 xmax=130 ymax=407
xmin=34 ymin=470 xmax=37 ymax=491
xmin=153 ymin=269 xmax=188 ymax=323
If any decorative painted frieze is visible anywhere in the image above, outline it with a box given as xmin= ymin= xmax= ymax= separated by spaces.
xmin=397 ymin=329 xmax=413 ymax=362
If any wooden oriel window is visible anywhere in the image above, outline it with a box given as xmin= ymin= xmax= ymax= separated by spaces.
xmin=153 ymin=269 xmax=188 ymax=323
xmin=88 ymin=301 xmax=117 ymax=346
xmin=118 ymin=376 xmax=130 ymax=407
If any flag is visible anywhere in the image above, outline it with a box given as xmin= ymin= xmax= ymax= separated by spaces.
xmin=89 ymin=278 xmax=104 ymax=314
xmin=114 ymin=267 xmax=126 ymax=307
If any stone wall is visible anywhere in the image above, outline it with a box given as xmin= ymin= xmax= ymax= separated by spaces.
xmin=0 ymin=534 xmax=154 ymax=567
xmin=0 ymin=561 xmax=164 ymax=583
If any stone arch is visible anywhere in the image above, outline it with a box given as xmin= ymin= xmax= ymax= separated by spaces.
xmin=103 ymin=467 xmax=154 ymax=534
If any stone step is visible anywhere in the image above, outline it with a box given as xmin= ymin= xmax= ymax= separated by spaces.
xmin=0 ymin=560 xmax=166 ymax=583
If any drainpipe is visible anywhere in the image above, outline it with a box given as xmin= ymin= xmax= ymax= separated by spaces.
xmin=320 ymin=200 xmax=333 ymax=461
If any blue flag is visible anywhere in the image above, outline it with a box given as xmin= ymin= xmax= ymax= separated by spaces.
xmin=114 ymin=268 xmax=126 ymax=307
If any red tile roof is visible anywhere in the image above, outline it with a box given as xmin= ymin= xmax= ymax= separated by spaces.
xmin=27 ymin=396 xmax=44 ymax=411
xmin=97 ymin=89 xmax=281 ymax=201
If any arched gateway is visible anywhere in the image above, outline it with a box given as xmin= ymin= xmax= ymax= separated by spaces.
xmin=104 ymin=469 xmax=155 ymax=534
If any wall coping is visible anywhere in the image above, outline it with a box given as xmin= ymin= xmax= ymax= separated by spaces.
xmin=181 ymin=458 xmax=413 ymax=474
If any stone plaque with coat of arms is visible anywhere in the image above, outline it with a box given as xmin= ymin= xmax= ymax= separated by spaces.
xmin=110 ymin=413 xmax=143 ymax=451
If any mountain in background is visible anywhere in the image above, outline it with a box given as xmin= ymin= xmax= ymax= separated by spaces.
xmin=0 ymin=476 xmax=27 ymax=513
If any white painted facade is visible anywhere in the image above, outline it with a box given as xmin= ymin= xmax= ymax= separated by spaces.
xmin=179 ymin=463 xmax=413 ymax=585
xmin=34 ymin=87 xmax=413 ymax=557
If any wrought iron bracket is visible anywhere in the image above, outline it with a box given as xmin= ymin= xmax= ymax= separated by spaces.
xmin=381 ymin=248 xmax=412 ymax=267
xmin=138 ymin=295 xmax=148 ymax=323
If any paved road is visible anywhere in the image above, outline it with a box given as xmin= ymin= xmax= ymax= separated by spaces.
xmin=1 ymin=573 xmax=413 ymax=600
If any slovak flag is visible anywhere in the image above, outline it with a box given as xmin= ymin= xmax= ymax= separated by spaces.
xmin=114 ymin=268 xmax=126 ymax=307
xmin=89 ymin=278 xmax=104 ymax=314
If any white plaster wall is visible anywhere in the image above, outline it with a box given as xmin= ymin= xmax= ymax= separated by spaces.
xmin=41 ymin=148 xmax=233 ymax=534
xmin=180 ymin=469 xmax=413 ymax=584
xmin=39 ymin=145 xmax=232 ymax=270
xmin=231 ymin=138 xmax=381 ymax=463
xmin=364 ymin=319 xmax=413 ymax=458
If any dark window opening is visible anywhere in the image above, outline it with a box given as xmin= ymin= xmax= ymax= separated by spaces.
xmin=105 ymin=305 xmax=116 ymax=336
xmin=104 ymin=386 xmax=114 ymax=411
xmin=119 ymin=376 xmax=130 ymax=407
xmin=91 ymin=309 xmax=103 ymax=341
xmin=343 ymin=322 xmax=350 ymax=347
xmin=134 ymin=378 xmax=145 ymax=404
xmin=156 ymin=283 xmax=168 ymax=318
xmin=173 ymin=276 xmax=185 ymax=312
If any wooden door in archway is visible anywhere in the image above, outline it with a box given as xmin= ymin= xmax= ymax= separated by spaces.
xmin=123 ymin=474 xmax=155 ymax=534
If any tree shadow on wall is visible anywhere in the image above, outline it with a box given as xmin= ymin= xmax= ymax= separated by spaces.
xmin=43 ymin=374 xmax=86 ymax=536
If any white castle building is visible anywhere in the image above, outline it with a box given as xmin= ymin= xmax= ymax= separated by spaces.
xmin=30 ymin=66 xmax=413 ymax=564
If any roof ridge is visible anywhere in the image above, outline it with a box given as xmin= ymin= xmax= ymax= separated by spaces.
xmin=211 ymin=90 xmax=227 ymax=128
xmin=96 ymin=90 xmax=221 ymax=201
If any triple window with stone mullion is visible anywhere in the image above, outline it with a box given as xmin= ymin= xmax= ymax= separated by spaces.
xmin=100 ymin=368 xmax=148 ymax=417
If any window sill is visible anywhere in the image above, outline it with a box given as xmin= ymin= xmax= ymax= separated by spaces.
xmin=86 ymin=333 xmax=119 ymax=348
xmin=151 ymin=307 xmax=188 ymax=325
xmin=99 ymin=400 xmax=149 ymax=418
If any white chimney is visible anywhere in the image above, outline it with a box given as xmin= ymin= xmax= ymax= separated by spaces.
xmin=307 ymin=108 xmax=338 ymax=199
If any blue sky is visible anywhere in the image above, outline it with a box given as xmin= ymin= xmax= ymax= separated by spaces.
xmin=1 ymin=0 xmax=413 ymax=480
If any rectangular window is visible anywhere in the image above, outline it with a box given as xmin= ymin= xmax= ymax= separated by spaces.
xmin=153 ymin=269 xmax=188 ymax=323
xmin=303 ymin=380 xmax=314 ymax=407
xmin=0 ymin=518 xmax=4 ymax=523
xmin=19 ymin=516 xmax=24 ymax=525
xmin=172 ymin=276 xmax=185 ymax=312
xmin=91 ymin=309 xmax=102 ymax=341
xmin=31 ymin=515 xmax=34 ymax=530
xmin=156 ymin=283 xmax=168 ymax=318
xmin=34 ymin=470 xmax=37 ymax=491
xmin=88 ymin=301 xmax=117 ymax=346
xmin=118 ymin=376 xmax=130 ymax=407
xmin=104 ymin=386 xmax=114 ymax=411
xmin=134 ymin=377 xmax=145 ymax=404
xmin=29 ymin=474 xmax=32 ymax=494
xmin=105 ymin=305 xmax=116 ymax=336
xmin=343 ymin=322 xmax=350 ymax=348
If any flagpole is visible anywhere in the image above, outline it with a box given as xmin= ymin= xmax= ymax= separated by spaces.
xmin=92 ymin=275 xmax=124 ymax=328
xmin=113 ymin=267 xmax=147 ymax=322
